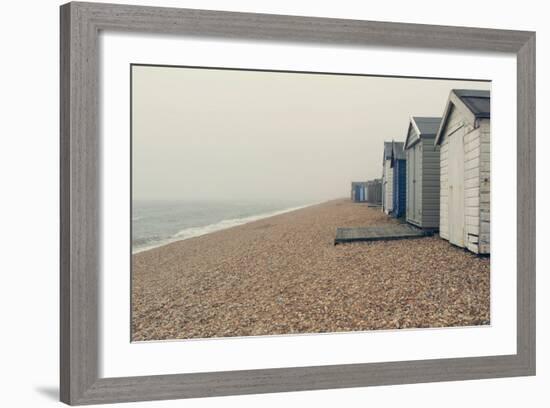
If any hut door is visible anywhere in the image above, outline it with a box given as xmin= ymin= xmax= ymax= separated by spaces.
xmin=380 ymin=167 xmax=386 ymax=211
xmin=448 ymin=129 xmax=465 ymax=247
xmin=386 ymin=163 xmax=393 ymax=212
xmin=414 ymin=144 xmax=422 ymax=223
xmin=408 ymin=149 xmax=415 ymax=220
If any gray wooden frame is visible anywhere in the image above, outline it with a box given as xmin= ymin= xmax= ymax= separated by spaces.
xmin=60 ymin=1 xmax=536 ymax=405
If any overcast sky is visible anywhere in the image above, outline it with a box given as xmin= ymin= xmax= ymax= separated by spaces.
xmin=132 ymin=65 xmax=490 ymax=202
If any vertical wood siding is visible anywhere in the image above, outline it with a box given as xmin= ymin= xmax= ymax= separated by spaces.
xmin=406 ymin=142 xmax=422 ymax=226
xmin=393 ymin=159 xmax=407 ymax=218
xmin=414 ymin=144 xmax=423 ymax=224
xmin=407 ymin=136 xmax=440 ymax=229
xmin=440 ymin=137 xmax=449 ymax=239
xmin=421 ymin=137 xmax=441 ymax=229
xmin=382 ymin=160 xmax=386 ymax=210
xmin=366 ymin=180 xmax=382 ymax=204
xmin=384 ymin=160 xmax=394 ymax=213
xmin=478 ymin=119 xmax=491 ymax=254
xmin=406 ymin=146 xmax=417 ymax=224
xmin=439 ymin=106 xmax=464 ymax=240
xmin=464 ymin=127 xmax=481 ymax=253
xmin=439 ymin=106 xmax=490 ymax=255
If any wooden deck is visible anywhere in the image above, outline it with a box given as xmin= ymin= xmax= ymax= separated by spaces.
xmin=334 ymin=224 xmax=431 ymax=244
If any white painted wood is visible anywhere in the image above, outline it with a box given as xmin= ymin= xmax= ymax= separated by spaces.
xmin=439 ymin=138 xmax=449 ymax=239
xmin=381 ymin=157 xmax=386 ymax=210
xmin=448 ymin=126 xmax=465 ymax=247
xmin=478 ymin=119 xmax=491 ymax=254
xmin=437 ymin=93 xmax=491 ymax=254
xmin=406 ymin=145 xmax=417 ymax=224
xmin=384 ymin=161 xmax=394 ymax=214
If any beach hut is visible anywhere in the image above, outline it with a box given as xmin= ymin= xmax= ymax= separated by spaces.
xmin=351 ymin=181 xmax=368 ymax=202
xmin=390 ymin=141 xmax=406 ymax=218
xmin=381 ymin=142 xmax=394 ymax=214
xmin=435 ymin=89 xmax=490 ymax=254
xmin=404 ymin=116 xmax=442 ymax=229
xmin=366 ymin=179 xmax=382 ymax=205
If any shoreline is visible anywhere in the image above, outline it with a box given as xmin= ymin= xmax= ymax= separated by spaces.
xmin=132 ymin=199 xmax=332 ymax=254
xmin=132 ymin=199 xmax=490 ymax=341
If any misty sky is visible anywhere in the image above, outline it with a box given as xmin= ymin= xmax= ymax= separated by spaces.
xmin=132 ymin=65 xmax=490 ymax=202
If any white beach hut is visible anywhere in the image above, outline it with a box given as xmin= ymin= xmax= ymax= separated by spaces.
xmin=381 ymin=142 xmax=393 ymax=214
xmin=404 ymin=116 xmax=442 ymax=229
xmin=435 ymin=89 xmax=490 ymax=254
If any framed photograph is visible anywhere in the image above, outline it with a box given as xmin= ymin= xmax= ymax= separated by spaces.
xmin=60 ymin=2 xmax=535 ymax=405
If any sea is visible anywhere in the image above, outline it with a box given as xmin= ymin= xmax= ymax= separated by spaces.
xmin=132 ymin=199 xmax=316 ymax=254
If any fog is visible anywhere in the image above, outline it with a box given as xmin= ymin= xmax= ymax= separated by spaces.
xmin=132 ymin=65 xmax=490 ymax=202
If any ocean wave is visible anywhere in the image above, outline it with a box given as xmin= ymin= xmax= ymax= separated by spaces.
xmin=132 ymin=202 xmax=317 ymax=254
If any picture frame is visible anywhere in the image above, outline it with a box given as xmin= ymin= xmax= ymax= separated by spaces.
xmin=60 ymin=1 xmax=536 ymax=405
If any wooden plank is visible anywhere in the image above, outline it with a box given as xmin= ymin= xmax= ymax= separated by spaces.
xmin=334 ymin=224 xmax=430 ymax=244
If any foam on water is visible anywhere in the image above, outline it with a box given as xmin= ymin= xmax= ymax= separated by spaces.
xmin=132 ymin=202 xmax=317 ymax=254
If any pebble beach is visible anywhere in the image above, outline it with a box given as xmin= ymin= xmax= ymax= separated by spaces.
xmin=132 ymin=199 xmax=490 ymax=341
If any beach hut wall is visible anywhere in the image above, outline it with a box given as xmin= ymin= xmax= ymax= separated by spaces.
xmin=404 ymin=116 xmax=442 ymax=229
xmin=390 ymin=141 xmax=407 ymax=218
xmin=435 ymin=89 xmax=490 ymax=255
xmin=382 ymin=142 xmax=394 ymax=214
xmin=366 ymin=179 xmax=382 ymax=204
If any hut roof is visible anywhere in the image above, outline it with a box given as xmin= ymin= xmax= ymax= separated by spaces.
xmin=435 ymin=89 xmax=491 ymax=145
xmin=454 ymin=89 xmax=491 ymax=118
xmin=383 ymin=141 xmax=393 ymax=161
xmin=413 ymin=116 xmax=442 ymax=135
xmin=405 ymin=116 xmax=442 ymax=148
xmin=390 ymin=141 xmax=405 ymax=167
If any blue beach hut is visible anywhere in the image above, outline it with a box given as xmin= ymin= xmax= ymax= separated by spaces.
xmin=351 ymin=182 xmax=368 ymax=202
xmin=390 ymin=141 xmax=406 ymax=218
